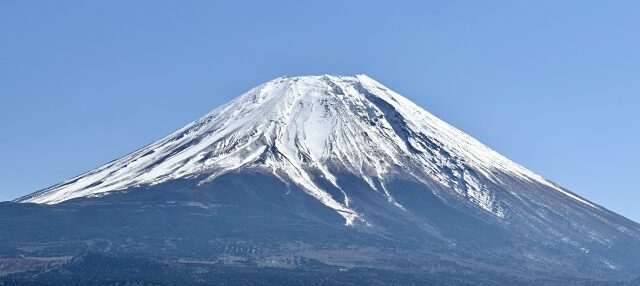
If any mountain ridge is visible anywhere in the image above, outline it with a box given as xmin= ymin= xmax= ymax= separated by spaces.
xmin=7 ymin=74 xmax=640 ymax=283
xmin=17 ymin=75 xmax=598 ymax=219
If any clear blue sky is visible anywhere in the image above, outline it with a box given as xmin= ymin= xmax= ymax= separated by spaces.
xmin=1 ymin=1 xmax=638 ymax=222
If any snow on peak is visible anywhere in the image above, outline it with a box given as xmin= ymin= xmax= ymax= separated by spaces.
xmin=17 ymin=74 xmax=597 ymax=224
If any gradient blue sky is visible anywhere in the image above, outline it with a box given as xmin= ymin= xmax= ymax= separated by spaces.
xmin=1 ymin=1 xmax=638 ymax=222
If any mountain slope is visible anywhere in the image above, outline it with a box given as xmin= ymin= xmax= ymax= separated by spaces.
xmin=8 ymin=75 xmax=640 ymax=283
xmin=17 ymin=75 xmax=595 ymax=216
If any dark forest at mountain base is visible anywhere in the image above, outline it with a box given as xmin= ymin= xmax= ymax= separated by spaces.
xmin=2 ymin=253 xmax=637 ymax=286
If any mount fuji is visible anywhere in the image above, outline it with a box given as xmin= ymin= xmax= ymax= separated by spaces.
xmin=2 ymin=75 xmax=639 ymax=285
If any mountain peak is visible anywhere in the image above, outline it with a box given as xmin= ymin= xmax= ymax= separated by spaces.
xmin=18 ymin=75 xmax=597 ymax=225
xmin=11 ymin=75 xmax=640 ymax=282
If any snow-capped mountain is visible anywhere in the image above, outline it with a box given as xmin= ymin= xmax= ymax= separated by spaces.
xmin=18 ymin=75 xmax=592 ymax=219
xmin=10 ymin=75 xmax=640 ymax=283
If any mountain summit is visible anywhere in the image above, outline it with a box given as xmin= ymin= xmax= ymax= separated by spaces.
xmin=7 ymin=75 xmax=640 ymax=284
xmin=18 ymin=75 xmax=592 ymax=219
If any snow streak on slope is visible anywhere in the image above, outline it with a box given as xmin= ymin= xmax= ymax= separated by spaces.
xmin=17 ymin=75 xmax=598 ymax=224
